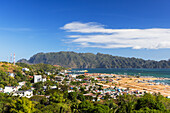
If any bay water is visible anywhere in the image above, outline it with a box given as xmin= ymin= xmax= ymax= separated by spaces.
xmin=71 ymin=68 xmax=170 ymax=85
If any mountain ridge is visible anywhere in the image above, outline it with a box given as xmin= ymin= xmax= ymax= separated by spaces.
xmin=17 ymin=51 xmax=170 ymax=68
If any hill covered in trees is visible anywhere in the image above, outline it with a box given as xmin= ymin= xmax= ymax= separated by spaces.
xmin=18 ymin=51 xmax=170 ymax=68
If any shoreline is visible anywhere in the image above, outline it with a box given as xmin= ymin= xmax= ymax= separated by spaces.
xmin=86 ymin=72 xmax=170 ymax=85
xmin=86 ymin=73 xmax=170 ymax=97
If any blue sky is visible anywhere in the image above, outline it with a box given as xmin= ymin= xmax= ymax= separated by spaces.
xmin=0 ymin=0 xmax=170 ymax=61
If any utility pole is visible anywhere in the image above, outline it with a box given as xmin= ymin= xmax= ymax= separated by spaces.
xmin=7 ymin=56 xmax=9 ymax=63
xmin=10 ymin=53 xmax=12 ymax=63
xmin=13 ymin=53 xmax=15 ymax=65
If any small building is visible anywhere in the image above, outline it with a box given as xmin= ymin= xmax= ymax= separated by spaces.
xmin=59 ymin=72 xmax=65 ymax=75
xmin=31 ymin=87 xmax=35 ymax=90
xmin=18 ymin=81 xmax=26 ymax=86
xmin=22 ymin=68 xmax=30 ymax=72
xmin=45 ymin=72 xmax=51 ymax=75
xmin=17 ymin=81 xmax=26 ymax=90
xmin=76 ymin=79 xmax=82 ymax=81
xmin=167 ymin=96 xmax=170 ymax=99
xmin=13 ymin=90 xmax=33 ymax=98
xmin=50 ymin=86 xmax=57 ymax=89
xmin=55 ymin=76 xmax=64 ymax=82
xmin=64 ymin=70 xmax=67 ymax=73
xmin=4 ymin=86 xmax=17 ymax=93
xmin=42 ymin=78 xmax=47 ymax=82
xmin=9 ymin=73 xmax=15 ymax=78
xmin=43 ymin=86 xmax=47 ymax=90
xmin=68 ymin=74 xmax=77 ymax=78
xmin=34 ymin=75 xmax=42 ymax=83
xmin=68 ymin=90 xmax=74 ymax=93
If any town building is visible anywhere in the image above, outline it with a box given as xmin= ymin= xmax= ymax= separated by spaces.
xmin=13 ymin=90 xmax=33 ymax=98
xmin=42 ymin=78 xmax=46 ymax=82
xmin=22 ymin=68 xmax=30 ymax=72
xmin=34 ymin=75 xmax=42 ymax=83
xmin=8 ymin=73 xmax=15 ymax=77
xmin=55 ymin=76 xmax=64 ymax=82
xmin=4 ymin=86 xmax=17 ymax=93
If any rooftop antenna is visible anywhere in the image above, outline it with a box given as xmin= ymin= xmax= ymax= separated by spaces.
xmin=13 ymin=53 xmax=15 ymax=65
xmin=7 ymin=56 xmax=9 ymax=63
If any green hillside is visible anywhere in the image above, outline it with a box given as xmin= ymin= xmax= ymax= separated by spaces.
xmin=17 ymin=51 xmax=170 ymax=68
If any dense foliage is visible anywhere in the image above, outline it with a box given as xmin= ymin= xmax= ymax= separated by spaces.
xmin=0 ymin=62 xmax=66 ymax=89
xmin=16 ymin=63 xmax=66 ymax=73
xmin=0 ymin=90 xmax=169 ymax=113
xmin=18 ymin=51 xmax=170 ymax=68
xmin=0 ymin=63 xmax=29 ymax=87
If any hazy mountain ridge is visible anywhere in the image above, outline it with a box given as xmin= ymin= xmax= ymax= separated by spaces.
xmin=17 ymin=51 xmax=170 ymax=68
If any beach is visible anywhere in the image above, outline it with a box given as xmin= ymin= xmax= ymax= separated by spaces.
xmin=87 ymin=73 xmax=170 ymax=97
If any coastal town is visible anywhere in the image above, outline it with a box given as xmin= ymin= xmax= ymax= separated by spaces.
xmin=0 ymin=62 xmax=169 ymax=112
xmin=1 ymin=63 xmax=170 ymax=100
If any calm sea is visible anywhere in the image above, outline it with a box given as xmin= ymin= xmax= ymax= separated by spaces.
xmin=71 ymin=68 xmax=170 ymax=85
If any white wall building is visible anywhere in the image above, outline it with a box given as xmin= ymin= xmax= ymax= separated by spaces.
xmin=50 ymin=86 xmax=57 ymax=89
xmin=42 ymin=78 xmax=47 ymax=82
xmin=64 ymin=70 xmax=67 ymax=73
xmin=4 ymin=86 xmax=17 ymax=93
xmin=69 ymin=74 xmax=77 ymax=78
xmin=13 ymin=90 xmax=33 ymax=98
xmin=8 ymin=73 xmax=15 ymax=78
xmin=55 ymin=76 xmax=64 ymax=82
xmin=45 ymin=72 xmax=51 ymax=75
xmin=19 ymin=81 xmax=26 ymax=86
xmin=34 ymin=75 xmax=42 ymax=83
xmin=59 ymin=72 xmax=65 ymax=75
xmin=22 ymin=68 xmax=30 ymax=72
xmin=17 ymin=81 xmax=26 ymax=90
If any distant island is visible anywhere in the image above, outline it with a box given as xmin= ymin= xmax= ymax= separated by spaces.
xmin=18 ymin=51 xmax=170 ymax=68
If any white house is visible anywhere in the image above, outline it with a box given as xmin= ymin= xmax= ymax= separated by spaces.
xmin=17 ymin=81 xmax=26 ymax=90
xmin=8 ymin=73 xmax=15 ymax=78
xmin=13 ymin=90 xmax=33 ymax=98
xmin=19 ymin=81 xmax=26 ymax=86
xmin=64 ymin=70 xmax=67 ymax=73
xmin=31 ymin=87 xmax=35 ymax=90
xmin=59 ymin=72 xmax=65 ymax=75
xmin=43 ymin=86 xmax=47 ymax=90
xmin=76 ymin=79 xmax=82 ymax=81
xmin=34 ymin=75 xmax=42 ymax=83
xmin=4 ymin=86 xmax=17 ymax=93
xmin=42 ymin=78 xmax=47 ymax=82
xmin=68 ymin=90 xmax=74 ymax=93
xmin=55 ymin=76 xmax=64 ymax=82
xmin=22 ymin=68 xmax=30 ymax=72
xmin=69 ymin=74 xmax=77 ymax=78
xmin=50 ymin=86 xmax=57 ymax=89
xmin=45 ymin=72 xmax=51 ymax=75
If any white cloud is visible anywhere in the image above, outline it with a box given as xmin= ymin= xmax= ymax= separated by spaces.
xmin=61 ymin=22 xmax=170 ymax=49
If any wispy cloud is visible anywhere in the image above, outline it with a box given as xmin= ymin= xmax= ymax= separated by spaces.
xmin=0 ymin=28 xmax=31 ymax=32
xmin=61 ymin=22 xmax=170 ymax=49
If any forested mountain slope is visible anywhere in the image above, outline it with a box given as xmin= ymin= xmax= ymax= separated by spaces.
xmin=18 ymin=51 xmax=170 ymax=68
